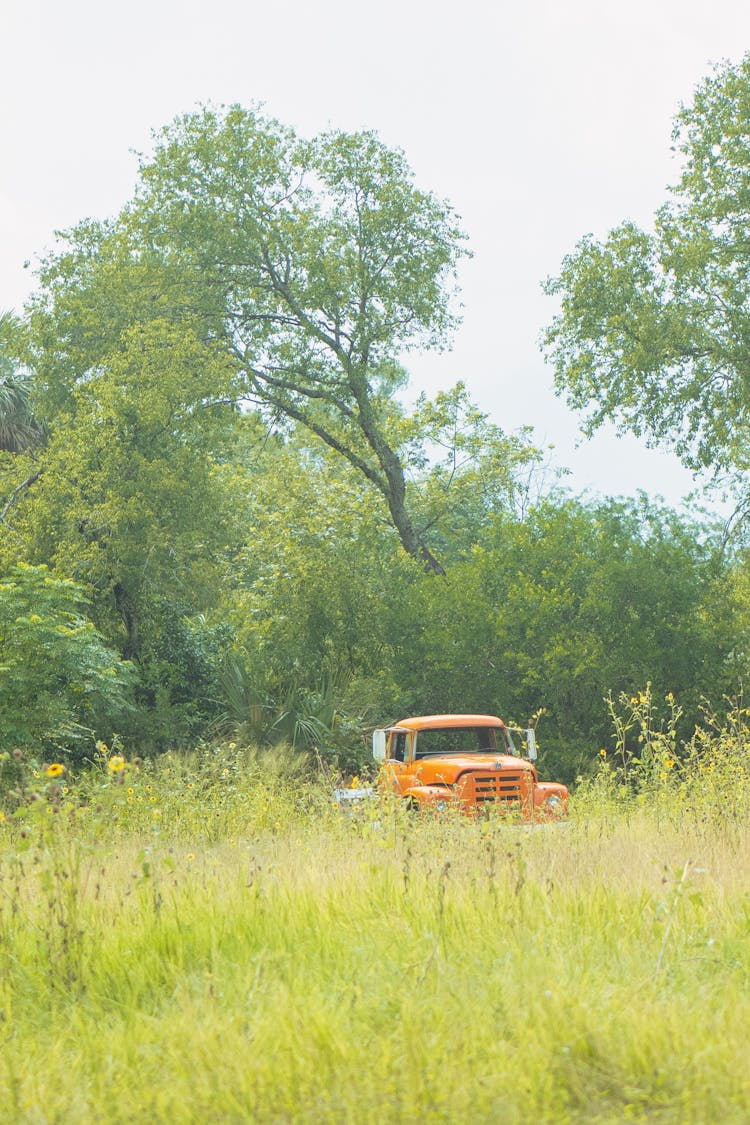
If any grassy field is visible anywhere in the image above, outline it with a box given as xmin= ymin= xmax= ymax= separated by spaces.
xmin=1 ymin=741 xmax=750 ymax=1123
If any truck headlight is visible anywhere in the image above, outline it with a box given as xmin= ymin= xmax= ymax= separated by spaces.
xmin=544 ymin=794 xmax=563 ymax=813
xmin=434 ymin=799 xmax=449 ymax=812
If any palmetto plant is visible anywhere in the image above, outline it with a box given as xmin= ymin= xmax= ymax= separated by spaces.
xmin=0 ymin=310 xmax=44 ymax=453
xmin=267 ymin=678 xmax=341 ymax=751
xmin=213 ymin=656 xmax=346 ymax=751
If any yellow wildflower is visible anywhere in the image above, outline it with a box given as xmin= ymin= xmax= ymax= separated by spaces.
xmin=45 ymin=763 xmax=64 ymax=778
xmin=108 ymin=755 xmax=126 ymax=773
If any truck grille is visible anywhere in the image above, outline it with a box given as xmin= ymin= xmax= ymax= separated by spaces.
xmin=456 ymin=771 xmax=530 ymax=809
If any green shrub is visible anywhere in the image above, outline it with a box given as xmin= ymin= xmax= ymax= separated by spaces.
xmin=0 ymin=564 xmax=133 ymax=760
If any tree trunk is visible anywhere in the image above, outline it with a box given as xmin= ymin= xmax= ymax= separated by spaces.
xmin=378 ymin=444 xmax=445 ymax=576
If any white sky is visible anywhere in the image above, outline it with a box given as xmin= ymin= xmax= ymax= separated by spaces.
xmin=3 ymin=0 xmax=750 ymax=508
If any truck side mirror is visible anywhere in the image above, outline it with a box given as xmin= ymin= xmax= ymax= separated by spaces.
xmin=525 ymin=728 xmax=538 ymax=761
xmin=372 ymin=729 xmax=387 ymax=762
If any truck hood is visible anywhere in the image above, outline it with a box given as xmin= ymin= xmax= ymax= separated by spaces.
xmin=411 ymin=754 xmax=534 ymax=786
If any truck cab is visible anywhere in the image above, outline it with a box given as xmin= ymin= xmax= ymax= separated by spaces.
xmin=372 ymin=714 xmax=567 ymax=818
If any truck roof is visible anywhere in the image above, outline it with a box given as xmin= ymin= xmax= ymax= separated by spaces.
xmin=394 ymin=714 xmax=504 ymax=731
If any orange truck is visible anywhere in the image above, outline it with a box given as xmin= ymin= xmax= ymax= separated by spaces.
xmin=370 ymin=713 xmax=568 ymax=818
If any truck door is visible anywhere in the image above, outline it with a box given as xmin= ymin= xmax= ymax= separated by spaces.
xmin=386 ymin=730 xmax=412 ymax=796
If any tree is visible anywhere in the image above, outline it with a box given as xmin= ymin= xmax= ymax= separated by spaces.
xmin=392 ymin=496 xmax=735 ymax=781
xmin=30 ymin=107 xmax=469 ymax=573
xmin=215 ymin=432 xmax=418 ymax=737
xmin=402 ymin=382 xmax=552 ymax=560
xmin=542 ymin=54 xmax=750 ymax=491
xmin=0 ymin=316 xmax=247 ymax=746
xmin=6 ymin=320 xmax=238 ymax=652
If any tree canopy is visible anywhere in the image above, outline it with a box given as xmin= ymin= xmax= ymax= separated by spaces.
xmin=29 ymin=106 xmax=474 ymax=572
xmin=543 ymin=53 xmax=750 ymax=492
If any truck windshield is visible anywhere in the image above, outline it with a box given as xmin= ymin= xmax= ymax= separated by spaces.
xmin=414 ymin=727 xmax=500 ymax=758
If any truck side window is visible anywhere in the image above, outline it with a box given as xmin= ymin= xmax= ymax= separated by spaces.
xmin=390 ymin=732 xmax=406 ymax=762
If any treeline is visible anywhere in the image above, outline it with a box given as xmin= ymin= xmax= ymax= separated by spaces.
xmin=1 ymin=409 xmax=744 ymax=782
xmin=2 ymin=55 xmax=750 ymax=782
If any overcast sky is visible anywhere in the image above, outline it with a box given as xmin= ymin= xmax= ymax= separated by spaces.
xmin=3 ymin=0 xmax=750 ymax=508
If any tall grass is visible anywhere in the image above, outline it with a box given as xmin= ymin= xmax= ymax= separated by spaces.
xmin=1 ymin=707 xmax=750 ymax=1122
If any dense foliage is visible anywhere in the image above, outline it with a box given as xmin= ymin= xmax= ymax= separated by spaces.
xmin=0 ymin=564 xmax=132 ymax=752
xmin=4 ymin=63 xmax=750 ymax=782
xmin=543 ymin=52 xmax=750 ymax=494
